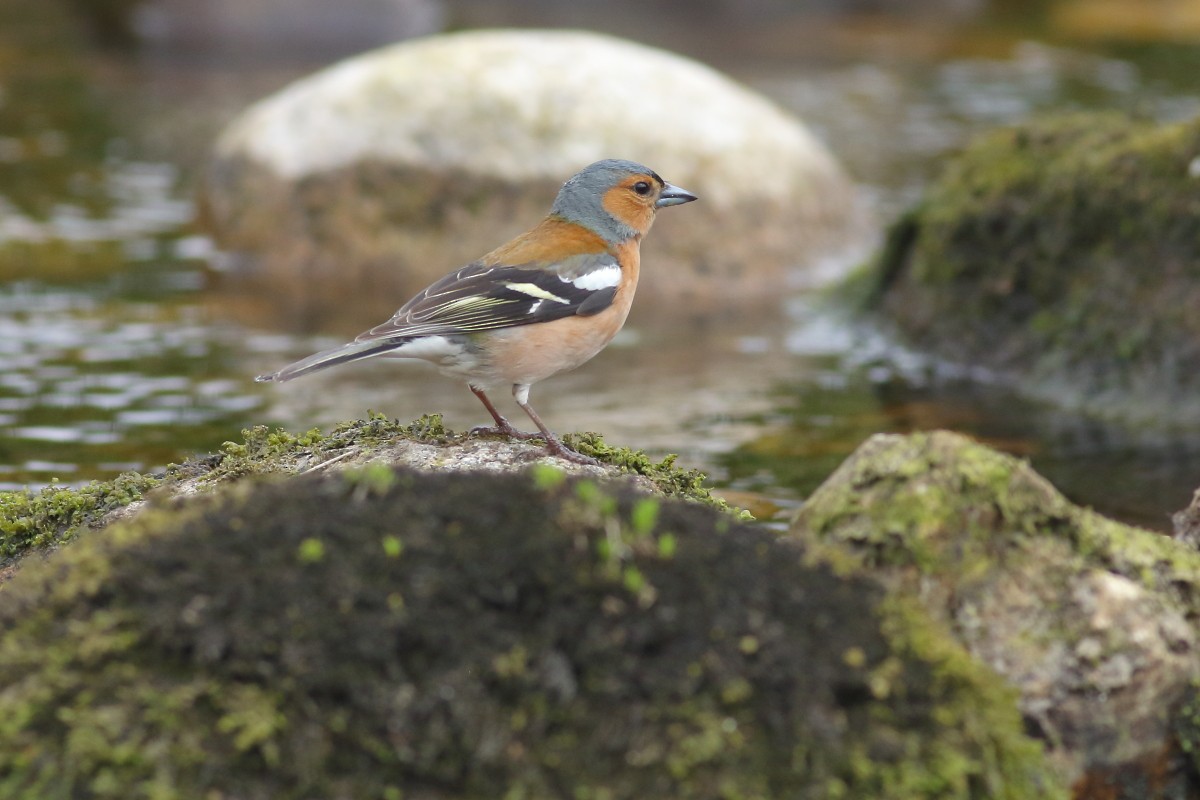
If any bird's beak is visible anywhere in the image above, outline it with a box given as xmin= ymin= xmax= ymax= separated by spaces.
xmin=656 ymin=181 xmax=698 ymax=208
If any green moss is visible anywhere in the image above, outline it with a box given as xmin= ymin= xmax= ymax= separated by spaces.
xmin=0 ymin=471 xmax=160 ymax=566
xmin=1175 ymin=684 xmax=1200 ymax=764
xmin=796 ymin=431 xmax=1075 ymax=579
xmin=565 ymin=431 xmax=749 ymax=515
xmin=198 ymin=412 xmax=460 ymax=482
xmin=200 ymin=414 xmax=733 ymax=511
xmin=866 ymin=597 xmax=1059 ymax=799
xmin=1067 ymin=507 xmax=1200 ymax=610
xmin=0 ymin=467 xmax=1063 ymax=798
xmin=865 ymin=111 xmax=1200 ymax=420
xmin=1 ymin=414 xmax=739 ymax=584
xmin=796 ymin=430 xmax=1200 ymax=615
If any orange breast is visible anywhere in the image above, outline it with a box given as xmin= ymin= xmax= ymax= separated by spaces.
xmin=481 ymin=239 xmax=642 ymax=386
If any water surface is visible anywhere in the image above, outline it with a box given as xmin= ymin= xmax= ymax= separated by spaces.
xmin=3 ymin=5 xmax=1199 ymax=530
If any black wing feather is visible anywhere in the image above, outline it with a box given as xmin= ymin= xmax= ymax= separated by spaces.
xmin=575 ymin=287 xmax=618 ymax=316
xmin=356 ymin=254 xmax=620 ymax=343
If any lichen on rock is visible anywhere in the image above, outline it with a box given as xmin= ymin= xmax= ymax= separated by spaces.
xmin=792 ymin=430 xmax=1200 ymax=795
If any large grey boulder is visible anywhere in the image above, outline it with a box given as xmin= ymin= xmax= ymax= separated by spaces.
xmin=202 ymin=29 xmax=858 ymax=328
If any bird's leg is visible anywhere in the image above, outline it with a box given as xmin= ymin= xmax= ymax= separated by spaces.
xmin=468 ymin=385 xmax=539 ymax=440
xmin=512 ymin=384 xmax=599 ymax=466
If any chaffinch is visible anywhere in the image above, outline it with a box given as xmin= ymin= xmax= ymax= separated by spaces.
xmin=257 ymin=159 xmax=697 ymax=464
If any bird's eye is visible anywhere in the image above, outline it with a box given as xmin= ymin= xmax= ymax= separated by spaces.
xmin=632 ymin=181 xmax=652 ymax=196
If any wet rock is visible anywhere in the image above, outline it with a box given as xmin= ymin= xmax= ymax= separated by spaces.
xmin=862 ymin=112 xmax=1200 ymax=424
xmin=0 ymin=463 xmax=1062 ymax=798
xmin=791 ymin=430 xmax=1200 ymax=797
xmin=202 ymin=29 xmax=858 ymax=329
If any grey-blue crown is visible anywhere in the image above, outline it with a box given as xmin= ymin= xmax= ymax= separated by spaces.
xmin=551 ymin=159 xmax=662 ymax=244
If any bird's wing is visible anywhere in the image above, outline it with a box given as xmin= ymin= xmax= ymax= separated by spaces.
xmin=355 ymin=253 xmax=621 ymax=343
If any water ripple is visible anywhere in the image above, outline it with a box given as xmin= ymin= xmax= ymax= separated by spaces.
xmin=0 ymin=276 xmax=265 ymax=487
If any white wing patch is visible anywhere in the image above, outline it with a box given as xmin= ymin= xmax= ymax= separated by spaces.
xmin=504 ymin=282 xmax=570 ymax=304
xmin=567 ymin=264 xmax=621 ymax=291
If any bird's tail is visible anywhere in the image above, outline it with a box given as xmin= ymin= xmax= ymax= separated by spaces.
xmin=256 ymin=338 xmax=405 ymax=383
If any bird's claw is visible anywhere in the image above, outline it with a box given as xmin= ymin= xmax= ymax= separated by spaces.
xmin=470 ymin=422 xmax=540 ymax=441
xmin=473 ymin=423 xmax=599 ymax=465
xmin=542 ymin=438 xmax=601 ymax=466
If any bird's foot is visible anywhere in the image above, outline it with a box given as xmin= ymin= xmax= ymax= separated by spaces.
xmin=542 ymin=436 xmax=601 ymax=466
xmin=470 ymin=420 xmax=541 ymax=441
xmin=471 ymin=416 xmax=599 ymax=466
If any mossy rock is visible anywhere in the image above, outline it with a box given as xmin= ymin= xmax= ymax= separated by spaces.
xmin=865 ymin=111 xmax=1200 ymax=423
xmin=0 ymin=472 xmax=161 ymax=576
xmin=0 ymin=466 xmax=1062 ymax=799
xmin=791 ymin=430 xmax=1200 ymax=795
xmin=0 ymin=414 xmax=731 ymax=580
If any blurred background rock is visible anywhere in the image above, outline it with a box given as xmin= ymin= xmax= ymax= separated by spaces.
xmin=201 ymin=29 xmax=859 ymax=328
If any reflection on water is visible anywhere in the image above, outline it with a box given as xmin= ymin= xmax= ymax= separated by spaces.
xmin=0 ymin=273 xmax=265 ymax=490
xmin=3 ymin=2 xmax=1200 ymax=529
xmin=0 ymin=0 xmax=268 ymax=489
xmin=0 ymin=161 xmax=190 ymax=252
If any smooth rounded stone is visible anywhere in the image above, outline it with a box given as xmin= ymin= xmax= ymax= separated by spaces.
xmin=202 ymin=29 xmax=859 ymax=328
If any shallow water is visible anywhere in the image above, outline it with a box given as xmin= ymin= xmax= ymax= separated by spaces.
xmin=3 ymin=5 xmax=1200 ymax=530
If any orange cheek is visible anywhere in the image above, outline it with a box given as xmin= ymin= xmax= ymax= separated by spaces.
xmin=601 ymin=190 xmax=655 ymax=234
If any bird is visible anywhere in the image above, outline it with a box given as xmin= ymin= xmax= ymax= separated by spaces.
xmin=256 ymin=159 xmax=697 ymax=464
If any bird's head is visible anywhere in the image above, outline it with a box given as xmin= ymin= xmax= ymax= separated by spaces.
xmin=551 ymin=159 xmax=697 ymax=244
